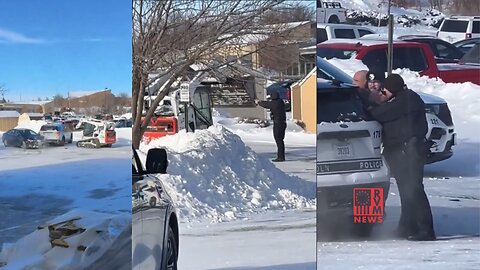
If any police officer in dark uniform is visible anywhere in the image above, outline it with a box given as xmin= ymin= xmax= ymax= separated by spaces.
xmin=369 ymin=74 xmax=436 ymax=241
xmin=255 ymin=91 xmax=287 ymax=162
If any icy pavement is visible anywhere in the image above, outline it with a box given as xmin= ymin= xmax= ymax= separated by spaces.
xmin=0 ymin=128 xmax=132 ymax=267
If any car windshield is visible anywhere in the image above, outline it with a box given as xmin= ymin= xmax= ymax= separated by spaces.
xmin=19 ymin=129 xmax=37 ymax=137
xmin=40 ymin=125 xmax=57 ymax=131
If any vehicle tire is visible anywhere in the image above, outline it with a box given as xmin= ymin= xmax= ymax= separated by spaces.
xmin=21 ymin=141 xmax=27 ymax=149
xmin=328 ymin=15 xmax=340 ymax=24
xmin=2 ymin=140 xmax=7 ymax=147
xmin=69 ymin=134 xmax=73 ymax=143
xmin=163 ymin=225 xmax=178 ymax=270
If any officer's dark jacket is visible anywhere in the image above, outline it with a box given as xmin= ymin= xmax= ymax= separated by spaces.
xmin=258 ymin=98 xmax=286 ymax=124
xmin=370 ymin=88 xmax=428 ymax=147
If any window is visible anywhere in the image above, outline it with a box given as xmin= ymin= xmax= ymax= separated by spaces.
xmin=317 ymin=28 xmax=328 ymax=43
xmin=441 ymin=20 xmax=469 ymax=33
xmin=334 ymin=29 xmax=356 ymax=39
xmin=434 ymin=41 xmax=463 ymax=59
xmin=358 ymin=29 xmax=374 ymax=37
xmin=362 ymin=49 xmax=388 ymax=72
xmin=317 ymin=89 xmax=368 ymax=124
xmin=392 ymin=48 xmax=428 ymax=72
xmin=472 ymin=21 xmax=480 ymax=33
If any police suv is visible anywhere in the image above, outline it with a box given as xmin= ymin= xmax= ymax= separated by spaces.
xmin=316 ymin=57 xmax=456 ymax=239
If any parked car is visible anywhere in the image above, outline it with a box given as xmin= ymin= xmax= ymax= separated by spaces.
xmin=316 ymin=56 xmax=456 ymax=164
xmin=436 ymin=16 xmax=480 ymax=43
xmin=317 ymin=23 xmax=376 ymax=43
xmin=39 ymin=122 xmax=73 ymax=145
xmin=454 ymin=37 xmax=480 ymax=54
xmin=114 ymin=118 xmax=133 ymax=128
xmin=398 ymin=35 xmax=465 ymax=63
xmin=266 ymin=80 xmax=296 ymax=111
xmin=132 ymin=147 xmax=179 ymax=270
xmin=2 ymin=128 xmax=44 ymax=149
xmin=316 ymin=39 xmax=480 ymax=85
xmin=316 ymin=0 xmax=346 ymax=24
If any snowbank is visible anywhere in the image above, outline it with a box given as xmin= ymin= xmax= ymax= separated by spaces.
xmin=141 ymin=125 xmax=315 ymax=223
xmin=0 ymin=210 xmax=130 ymax=270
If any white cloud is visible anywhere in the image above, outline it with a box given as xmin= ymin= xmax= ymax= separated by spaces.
xmin=0 ymin=28 xmax=45 ymax=44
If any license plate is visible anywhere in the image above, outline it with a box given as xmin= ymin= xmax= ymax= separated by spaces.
xmin=334 ymin=143 xmax=353 ymax=158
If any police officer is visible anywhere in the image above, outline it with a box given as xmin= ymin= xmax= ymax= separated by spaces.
xmin=369 ymin=74 xmax=436 ymax=241
xmin=255 ymin=91 xmax=287 ymax=162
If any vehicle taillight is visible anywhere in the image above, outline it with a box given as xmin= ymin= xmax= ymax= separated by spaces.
xmin=286 ymin=88 xmax=291 ymax=100
xmin=466 ymin=33 xmax=472 ymax=39
xmin=56 ymin=131 xmax=60 ymax=137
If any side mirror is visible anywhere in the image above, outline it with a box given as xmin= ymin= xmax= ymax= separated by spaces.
xmin=146 ymin=148 xmax=168 ymax=174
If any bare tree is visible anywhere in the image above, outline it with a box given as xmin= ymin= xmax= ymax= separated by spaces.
xmin=132 ymin=0 xmax=304 ymax=148
xmin=0 ymin=84 xmax=7 ymax=103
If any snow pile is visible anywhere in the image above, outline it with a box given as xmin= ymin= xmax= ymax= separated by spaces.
xmin=343 ymin=0 xmax=445 ymax=28
xmin=325 ymin=58 xmax=480 ymax=142
xmin=0 ymin=210 xmax=130 ymax=270
xmin=141 ymin=125 xmax=315 ymax=223
xmin=15 ymin=120 xmax=48 ymax=133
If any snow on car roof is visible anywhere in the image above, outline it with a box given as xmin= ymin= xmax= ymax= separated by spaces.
xmin=320 ymin=38 xmax=412 ymax=46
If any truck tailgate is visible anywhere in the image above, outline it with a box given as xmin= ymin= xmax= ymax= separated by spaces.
xmin=437 ymin=63 xmax=480 ymax=85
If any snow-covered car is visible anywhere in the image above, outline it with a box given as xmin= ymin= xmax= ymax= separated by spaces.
xmin=316 ymin=57 xmax=456 ymax=164
xmin=132 ymin=147 xmax=179 ymax=270
xmin=39 ymin=122 xmax=73 ymax=145
xmin=316 ymin=76 xmax=391 ymax=239
xmin=2 ymin=128 xmax=44 ymax=149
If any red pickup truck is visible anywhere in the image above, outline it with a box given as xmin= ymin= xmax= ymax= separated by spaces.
xmin=316 ymin=39 xmax=480 ymax=85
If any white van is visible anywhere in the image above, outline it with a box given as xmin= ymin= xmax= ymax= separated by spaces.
xmin=437 ymin=16 xmax=480 ymax=43
xmin=317 ymin=23 xmax=376 ymax=43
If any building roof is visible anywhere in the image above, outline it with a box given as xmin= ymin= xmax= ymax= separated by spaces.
xmin=69 ymin=89 xmax=111 ymax=98
xmin=0 ymin=110 xmax=20 ymax=118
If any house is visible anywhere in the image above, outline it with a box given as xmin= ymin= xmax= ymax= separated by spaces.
xmin=0 ymin=110 xmax=20 ymax=132
xmin=216 ymin=21 xmax=316 ymax=80
xmin=291 ymin=68 xmax=316 ymax=133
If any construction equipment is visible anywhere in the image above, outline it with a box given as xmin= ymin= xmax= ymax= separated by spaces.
xmin=142 ymin=71 xmax=214 ymax=143
xmin=76 ymin=119 xmax=116 ymax=148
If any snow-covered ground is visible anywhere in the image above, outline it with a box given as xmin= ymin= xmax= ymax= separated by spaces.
xmin=0 ymin=127 xmax=132 ymax=269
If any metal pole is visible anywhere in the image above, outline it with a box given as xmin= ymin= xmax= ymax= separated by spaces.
xmin=387 ymin=0 xmax=394 ymax=75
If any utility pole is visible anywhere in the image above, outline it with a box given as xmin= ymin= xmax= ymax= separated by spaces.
xmin=387 ymin=0 xmax=394 ymax=75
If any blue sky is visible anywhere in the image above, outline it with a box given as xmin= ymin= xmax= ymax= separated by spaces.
xmin=0 ymin=0 xmax=131 ymax=102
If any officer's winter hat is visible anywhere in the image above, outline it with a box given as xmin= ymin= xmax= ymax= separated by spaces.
xmin=383 ymin=74 xmax=405 ymax=94
xmin=366 ymin=70 xmax=385 ymax=82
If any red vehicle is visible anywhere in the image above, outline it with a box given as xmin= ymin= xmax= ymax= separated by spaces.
xmin=142 ymin=116 xmax=178 ymax=143
xmin=316 ymin=39 xmax=480 ymax=85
